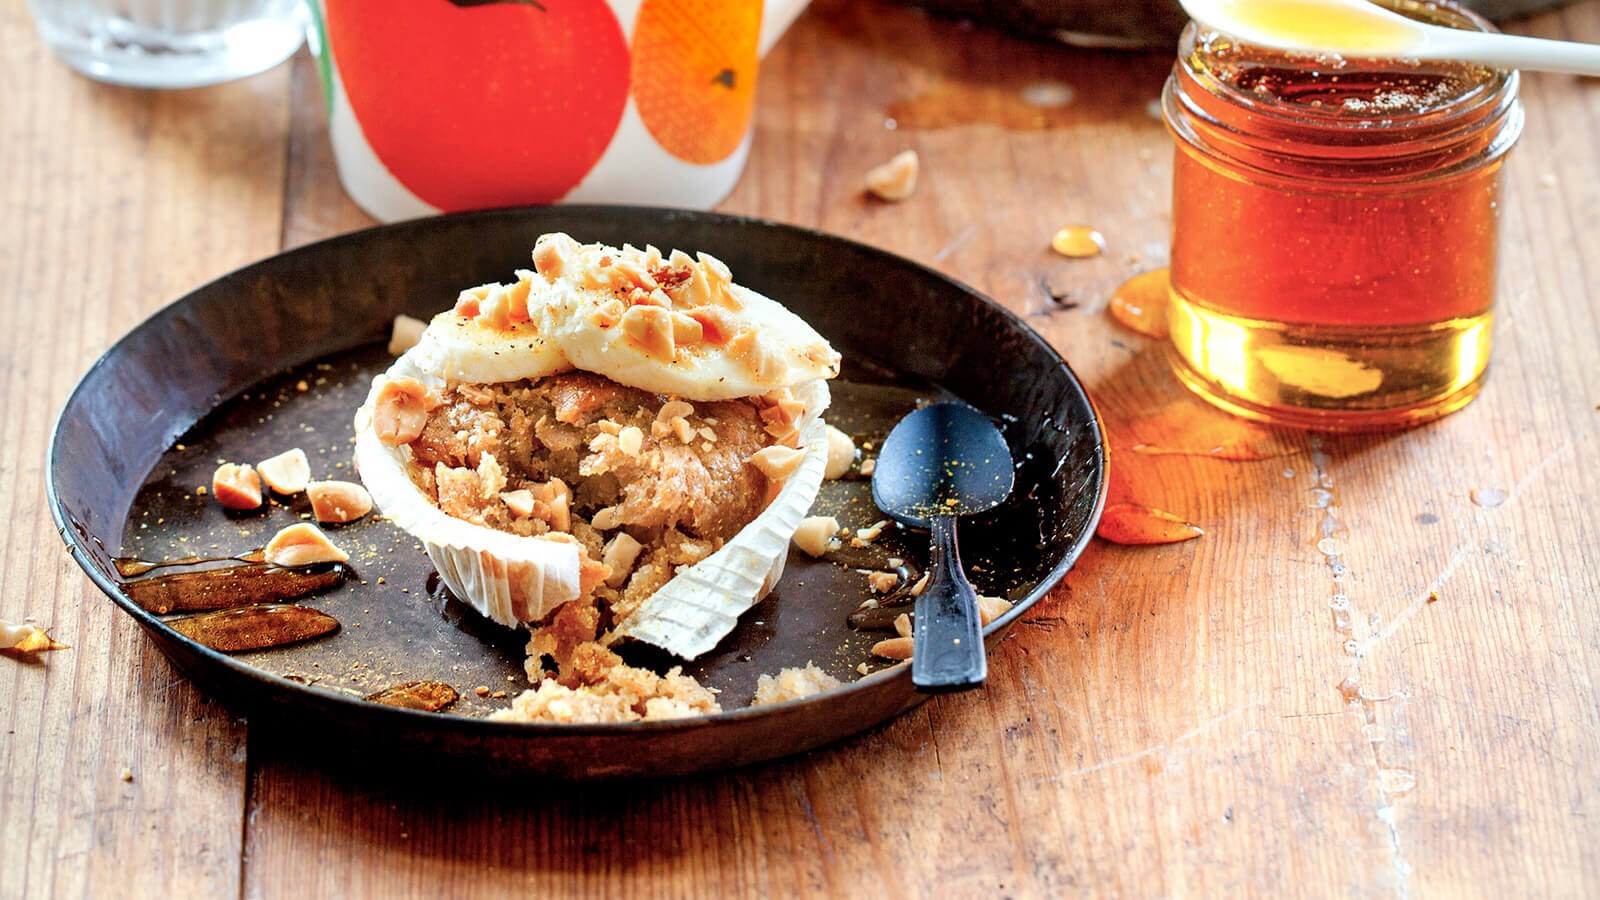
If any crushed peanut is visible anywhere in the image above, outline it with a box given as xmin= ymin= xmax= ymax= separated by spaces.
xmin=893 ymin=613 xmax=912 ymax=638
xmin=750 ymin=445 xmax=808 ymax=481
xmin=978 ymin=594 xmax=1014 ymax=625
xmin=590 ymin=506 xmax=622 ymax=531
xmin=0 ymin=620 xmax=69 ymax=654
xmin=792 ymin=516 xmax=841 ymax=557
xmin=620 ymin=304 xmax=676 ymax=361
xmin=306 ymin=480 xmax=373 ymax=524
xmin=256 ymin=448 xmax=311 ymax=495
xmin=866 ymin=149 xmax=920 ymax=201
xmin=617 ymin=425 xmax=644 ymax=456
xmin=263 ymin=523 xmax=349 ymax=567
xmin=212 ymin=463 xmax=263 ymax=511
xmin=824 ymin=425 xmax=856 ymax=480
xmin=871 ymin=636 xmax=914 ymax=660
xmin=501 ymin=489 xmax=536 ymax=518
xmin=602 ymin=532 xmax=644 ymax=588
xmin=387 ymin=314 xmax=427 ymax=355
xmin=373 ymin=377 xmax=435 ymax=446
xmin=857 ymin=520 xmax=890 ymax=543
xmin=527 ymin=479 xmax=573 ymax=532
xmin=867 ymin=571 xmax=899 ymax=593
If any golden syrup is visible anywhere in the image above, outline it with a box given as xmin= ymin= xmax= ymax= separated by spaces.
xmin=1096 ymin=503 xmax=1205 ymax=545
xmin=1162 ymin=1 xmax=1522 ymax=430
xmin=1109 ymin=268 xmax=1172 ymax=338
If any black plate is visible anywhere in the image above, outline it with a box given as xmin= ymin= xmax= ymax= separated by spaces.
xmin=48 ymin=206 xmax=1106 ymax=777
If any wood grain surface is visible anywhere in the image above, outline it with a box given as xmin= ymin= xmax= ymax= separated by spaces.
xmin=3 ymin=0 xmax=1598 ymax=896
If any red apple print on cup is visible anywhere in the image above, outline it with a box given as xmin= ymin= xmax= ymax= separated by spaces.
xmin=323 ymin=0 xmax=630 ymax=210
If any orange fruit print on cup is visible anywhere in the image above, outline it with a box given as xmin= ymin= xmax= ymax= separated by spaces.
xmin=631 ymin=0 xmax=763 ymax=165
xmin=324 ymin=0 xmax=631 ymax=210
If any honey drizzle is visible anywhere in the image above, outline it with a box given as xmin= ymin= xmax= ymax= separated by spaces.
xmin=1108 ymin=268 xmax=1171 ymax=338
xmin=166 ymin=604 xmax=341 ymax=653
xmin=1096 ymin=503 xmax=1205 ymax=545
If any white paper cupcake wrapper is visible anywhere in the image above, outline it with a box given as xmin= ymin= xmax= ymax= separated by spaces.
xmin=353 ymin=355 xmax=583 ymax=627
xmin=613 ymin=378 xmax=830 ymax=659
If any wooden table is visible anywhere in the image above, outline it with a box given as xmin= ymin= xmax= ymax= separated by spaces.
xmin=4 ymin=0 xmax=1598 ymax=895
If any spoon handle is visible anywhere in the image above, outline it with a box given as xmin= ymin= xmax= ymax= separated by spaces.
xmin=911 ymin=515 xmax=987 ymax=693
xmin=1428 ymin=30 xmax=1600 ymax=78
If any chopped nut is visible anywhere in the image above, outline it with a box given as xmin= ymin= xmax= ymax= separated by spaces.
xmin=859 ymin=458 xmax=876 ymax=476
xmin=0 ymin=620 xmax=69 ymax=654
xmin=977 ymin=594 xmax=1013 ymax=626
xmin=257 ymin=448 xmax=311 ymax=495
xmin=119 ymin=767 xmax=134 ymax=782
xmin=824 ymin=425 xmax=856 ymax=480
xmin=909 ymin=572 xmax=931 ymax=596
xmin=856 ymin=662 xmax=870 ymax=675
xmin=590 ymin=506 xmax=622 ymax=531
xmin=687 ymin=306 xmax=739 ymax=345
xmin=656 ymin=400 xmax=694 ymax=423
xmin=867 ymin=571 xmax=899 ymax=593
xmin=387 ymin=314 xmax=426 ymax=355
xmin=670 ymin=417 xmax=695 ymax=444
xmin=602 ymin=532 xmax=644 ymax=588
xmin=751 ymin=445 xmax=808 ymax=481
xmin=531 ymin=233 xmax=581 ymax=280
xmin=501 ymin=489 xmax=536 ymax=518
xmin=866 ymin=149 xmax=919 ymax=201
xmin=893 ymin=613 xmax=912 ymax=638
xmin=857 ymin=519 xmax=889 ymax=543
xmin=617 ymin=425 xmax=644 ymax=456
xmin=454 ymin=284 xmax=492 ymax=318
xmin=457 ymin=383 xmax=497 ymax=406
xmin=264 ymin=523 xmax=349 ymax=567
xmin=528 ymin=479 xmax=572 ymax=532
xmin=620 ymin=304 xmax=676 ymax=361
xmin=306 ymin=480 xmax=373 ymax=524
xmin=871 ymin=636 xmax=914 ymax=660
xmin=474 ymin=685 xmax=491 ymax=697
xmin=792 ymin=516 xmax=841 ymax=557
xmin=212 ymin=463 xmax=263 ymax=511
xmin=670 ymin=311 xmax=704 ymax=345
xmin=373 ymin=377 xmax=435 ymax=446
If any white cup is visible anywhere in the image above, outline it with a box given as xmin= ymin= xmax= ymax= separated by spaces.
xmin=307 ymin=0 xmax=808 ymax=222
xmin=28 ymin=0 xmax=306 ymax=88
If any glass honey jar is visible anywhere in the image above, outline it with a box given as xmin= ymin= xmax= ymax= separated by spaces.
xmin=1161 ymin=0 xmax=1523 ymax=431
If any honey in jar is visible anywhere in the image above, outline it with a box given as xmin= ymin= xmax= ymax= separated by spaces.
xmin=1161 ymin=0 xmax=1523 ymax=431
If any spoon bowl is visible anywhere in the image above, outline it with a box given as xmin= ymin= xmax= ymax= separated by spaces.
xmin=1178 ymin=0 xmax=1600 ymax=76
xmin=872 ymin=402 xmax=1015 ymax=693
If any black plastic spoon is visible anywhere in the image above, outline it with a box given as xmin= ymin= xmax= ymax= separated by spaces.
xmin=871 ymin=402 xmax=1015 ymax=693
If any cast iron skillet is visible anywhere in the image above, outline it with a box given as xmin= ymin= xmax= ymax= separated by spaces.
xmin=47 ymin=206 xmax=1106 ymax=778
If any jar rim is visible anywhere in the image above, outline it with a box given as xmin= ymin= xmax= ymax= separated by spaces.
xmin=1176 ymin=0 xmax=1517 ymax=136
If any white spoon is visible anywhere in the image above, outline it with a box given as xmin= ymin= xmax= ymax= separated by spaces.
xmin=1178 ymin=0 xmax=1600 ymax=76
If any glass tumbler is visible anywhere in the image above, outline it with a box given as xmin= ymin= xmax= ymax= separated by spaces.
xmin=28 ymin=0 xmax=307 ymax=89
